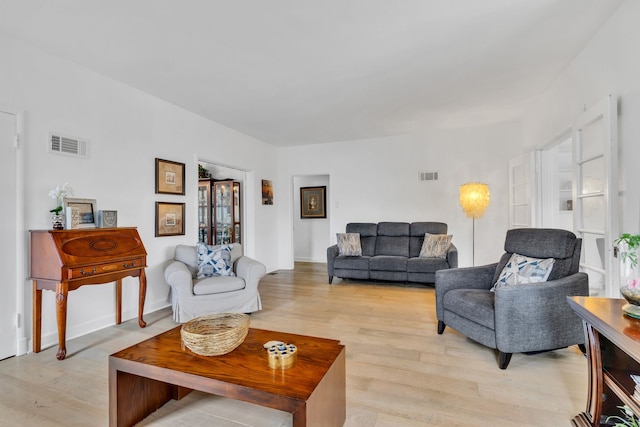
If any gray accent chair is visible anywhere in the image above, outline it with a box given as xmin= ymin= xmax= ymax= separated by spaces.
xmin=435 ymin=228 xmax=589 ymax=369
xmin=163 ymin=244 xmax=266 ymax=323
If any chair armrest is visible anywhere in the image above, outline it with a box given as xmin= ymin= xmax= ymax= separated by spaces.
xmin=327 ymin=245 xmax=339 ymax=276
xmin=435 ymin=263 xmax=498 ymax=320
xmin=446 ymin=243 xmax=458 ymax=268
xmin=234 ymin=256 xmax=266 ymax=292
xmin=494 ymin=272 xmax=589 ymax=352
xmin=163 ymin=260 xmax=194 ymax=296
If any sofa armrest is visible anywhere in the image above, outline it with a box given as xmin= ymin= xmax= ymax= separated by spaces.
xmin=164 ymin=260 xmax=194 ymax=297
xmin=234 ymin=256 xmax=266 ymax=292
xmin=494 ymin=272 xmax=589 ymax=352
xmin=446 ymin=243 xmax=458 ymax=268
xmin=435 ymin=263 xmax=498 ymax=321
xmin=327 ymin=245 xmax=339 ymax=278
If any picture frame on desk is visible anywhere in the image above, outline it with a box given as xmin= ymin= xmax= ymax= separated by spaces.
xmin=155 ymin=202 xmax=185 ymax=236
xmin=98 ymin=210 xmax=118 ymax=228
xmin=63 ymin=198 xmax=97 ymax=228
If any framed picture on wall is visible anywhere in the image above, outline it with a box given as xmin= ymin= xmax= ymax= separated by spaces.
xmin=300 ymin=186 xmax=326 ymax=219
xmin=155 ymin=202 xmax=185 ymax=236
xmin=261 ymin=179 xmax=273 ymax=205
xmin=155 ymin=158 xmax=185 ymax=195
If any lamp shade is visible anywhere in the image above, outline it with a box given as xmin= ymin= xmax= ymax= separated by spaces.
xmin=459 ymin=182 xmax=490 ymax=219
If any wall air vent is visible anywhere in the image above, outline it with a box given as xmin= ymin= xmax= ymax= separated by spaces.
xmin=419 ymin=171 xmax=438 ymax=182
xmin=49 ymin=133 xmax=89 ymax=158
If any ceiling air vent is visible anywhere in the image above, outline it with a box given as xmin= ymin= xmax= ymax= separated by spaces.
xmin=49 ymin=133 xmax=89 ymax=158
xmin=419 ymin=171 xmax=438 ymax=182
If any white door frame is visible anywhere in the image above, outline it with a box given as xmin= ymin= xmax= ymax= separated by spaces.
xmin=0 ymin=108 xmax=26 ymax=357
xmin=572 ymin=94 xmax=618 ymax=297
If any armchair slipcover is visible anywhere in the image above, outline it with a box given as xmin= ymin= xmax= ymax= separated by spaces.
xmin=164 ymin=244 xmax=265 ymax=323
xmin=435 ymin=228 xmax=588 ymax=369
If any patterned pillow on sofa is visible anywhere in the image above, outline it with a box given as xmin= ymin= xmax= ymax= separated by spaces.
xmin=196 ymin=243 xmax=235 ymax=278
xmin=336 ymin=233 xmax=362 ymax=256
xmin=419 ymin=233 xmax=453 ymax=258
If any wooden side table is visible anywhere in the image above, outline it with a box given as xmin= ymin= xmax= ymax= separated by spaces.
xmin=30 ymin=228 xmax=147 ymax=360
xmin=568 ymin=296 xmax=640 ymax=426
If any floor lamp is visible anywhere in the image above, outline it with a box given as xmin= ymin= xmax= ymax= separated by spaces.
xmin=459 ymin=182 xmax=490 ymax=266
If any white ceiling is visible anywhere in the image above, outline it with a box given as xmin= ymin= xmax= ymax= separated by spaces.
xmin=0 ymin=0 xmax=624 ymax=146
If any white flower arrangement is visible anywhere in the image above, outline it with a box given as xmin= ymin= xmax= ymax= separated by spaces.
xmin=49 ymin=183 xmax=73 ymax=215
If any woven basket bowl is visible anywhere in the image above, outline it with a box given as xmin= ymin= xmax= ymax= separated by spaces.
xmin=180 ymin=313 xmax=250 ymax=356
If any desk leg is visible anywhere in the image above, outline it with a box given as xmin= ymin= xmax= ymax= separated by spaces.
xmin=115 ymin=279 xmax=122 ymax=325
xmin=32 ymin=281 xmax=42 ymax=353
xmin=138 ymin=269 xmax=147 ymax=328
xmin=55 ymin=282 xmax=68 ymax=360
xmin=572 ymin=320 xmax=602 ymax=427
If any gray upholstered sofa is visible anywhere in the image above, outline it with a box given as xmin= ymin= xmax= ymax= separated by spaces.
xmin=163 ymin=244 xmax=266 ymax=323
xmin=327 ymin=222 xmax=457 ymax=285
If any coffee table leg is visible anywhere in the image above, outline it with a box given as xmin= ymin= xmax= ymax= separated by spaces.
xmin=302 ymin=348 xmax=346 ymax=427
xmin=109 ymin=362 xmax=175 ymax=427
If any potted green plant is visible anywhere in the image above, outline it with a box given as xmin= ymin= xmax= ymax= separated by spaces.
xmin=48 ymin=183 xmax=73 ymax=230
xmin=616 ymin=233 xmax=640 ymax=317
xmin=607 ymin=405 xmax=640 ymax=427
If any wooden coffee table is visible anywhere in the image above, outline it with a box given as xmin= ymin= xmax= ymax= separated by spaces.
xmin=109 ymin=327 xmax=345 ymax=427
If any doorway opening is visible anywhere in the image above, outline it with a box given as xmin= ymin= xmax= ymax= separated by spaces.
xmin=292 ymin=175 xmax=330 ymax=263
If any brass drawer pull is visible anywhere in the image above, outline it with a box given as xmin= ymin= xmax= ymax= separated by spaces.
xmin=123 ymin=261 xmax=136 ymax=268
xmin=80 ymin=268 xmax=97 ymax=275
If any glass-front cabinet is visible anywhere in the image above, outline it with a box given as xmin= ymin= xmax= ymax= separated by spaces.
xmin=198 ymin=179 xmax=241 ymax=245
xmin=198 ymin=179 xmax=211 ymax=244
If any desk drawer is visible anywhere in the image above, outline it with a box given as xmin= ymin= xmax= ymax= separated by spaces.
xmin=69 ymin=258 xmax=144 ymax=279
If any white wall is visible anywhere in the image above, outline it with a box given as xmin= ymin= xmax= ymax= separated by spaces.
xmin=277 ymin=123 xmax=522 ymax=269
xmin=521 ymin=0 xmax=640 ymax=236
xmin=293 ymin=175 xmax=330 ymax=262
xmin=0 ymin=34 xmax=280 ymax=352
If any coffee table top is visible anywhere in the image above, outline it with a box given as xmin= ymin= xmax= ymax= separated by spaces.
xmin=109 ymin=326 xmax=344 ymax=402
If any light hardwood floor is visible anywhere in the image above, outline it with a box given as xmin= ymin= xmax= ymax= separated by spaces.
xmin=0 ymin=262 xmax=587 ymax=426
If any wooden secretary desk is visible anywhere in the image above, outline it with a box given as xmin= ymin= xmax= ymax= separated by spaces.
xmin=30 ymin=228 xmax=148 ymax=360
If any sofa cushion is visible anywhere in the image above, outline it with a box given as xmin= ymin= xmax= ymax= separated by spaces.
xmin=336 ymin=233 xmax=362 ymax=256
xmin=346 ymin=223 xmax=377 ymax=256
xmin=334 ymin=255 xmax=370 ymax=270
xmin=175 ymin=245 xmax=198 ymax=278
xmin=492 ymin=253 xmax=555 ymax=291
xmin=407 ymin=257 xmax=450 ymax=273
xmin=375 ymin=222 xmax=410 ymax=257
xmin=370 ymin=255 xmax=407 ymax=272
xmin=196 ymin=243 xmax=235 ymax=278
xmin=443 ymin=289 xmax=495 ymax=330
xmin=419 ymin=233 xmax=453 ymax=258
xmin=193 ymin=275 xmax=246 ymax=295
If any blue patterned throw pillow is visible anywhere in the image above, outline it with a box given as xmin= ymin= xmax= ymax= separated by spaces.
xmin=492 ymin=253 xmax=555 ymax=291
xmin=196 ymin=243 xmax=235 ymax=278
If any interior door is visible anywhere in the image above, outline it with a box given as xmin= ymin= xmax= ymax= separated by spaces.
xmin=507 ymin=152 xmax=535 ymax=229
xmin=539 ymin=136 xmax=574 ymax=231
xmin=573 ymin=95 xmax=618 ymax=297
xmin=0 ymin=110 xmax=17 ymax=360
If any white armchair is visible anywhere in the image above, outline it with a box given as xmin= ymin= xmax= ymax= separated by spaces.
xmin=163 ymin=244 xmax=266 ymax=323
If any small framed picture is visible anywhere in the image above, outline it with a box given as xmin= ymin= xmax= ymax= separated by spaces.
xmin=155 ymin=202 xmax=185 ymax=236
xmin=98 ymin=210 xmax=118 ymax=228
xmin=155 ymin=158 xmax=185 ymax=195
xmin=300 ymin=186 xmax=326 ymax=219
xmin=261 ymin=179 xmax=273 ymax=205
xmin=64 ymin=198 xmax=97 ymax=228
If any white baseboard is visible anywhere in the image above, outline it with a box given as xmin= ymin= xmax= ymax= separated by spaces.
xmin=29 ymin=297 xmax=171 ymax=353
